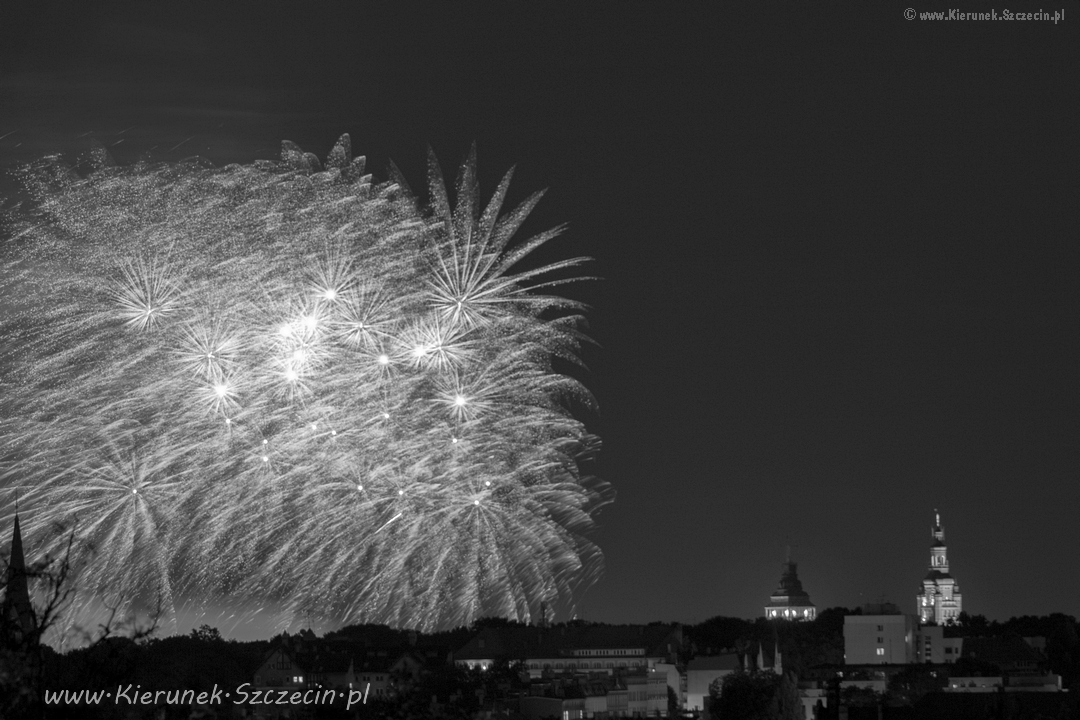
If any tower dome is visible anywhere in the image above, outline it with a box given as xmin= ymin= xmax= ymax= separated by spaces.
xmin=765 ymin=552 xmax=816 ymax=621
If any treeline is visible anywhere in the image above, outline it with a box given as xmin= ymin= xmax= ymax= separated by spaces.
xmin=685 ymin=607 xmax=850 ymax=674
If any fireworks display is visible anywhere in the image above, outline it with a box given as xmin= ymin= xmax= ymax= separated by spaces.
xmin=0 ymin=136 xmax=609 ymax=631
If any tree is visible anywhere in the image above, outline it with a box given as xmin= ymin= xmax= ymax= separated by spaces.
xmin=840 ymin=686 xmax=882 ymax=712
xmin=470 ymin=616 xmax=528 ymax=632
xmin=2 ymin=528 xmax=79 ymax=719
xmin=189 ymin=624 xmax=223 ymax=643
xmin=887 ymin=664 xmax=947 ymax=706
xmin=954 ymin=611 xmax=991 ymax=635
xmin=709 ymin=670 xmax=802 ymax=720
xmin=688 ymin=615 xmax=754 ymax=654
xmin=775 ymin=673 xmax=803 ymax=720
xmin=667 ymin=685 xmax=680 ymax=718
xmin=1 ymin=526 xmax=161 ymax=720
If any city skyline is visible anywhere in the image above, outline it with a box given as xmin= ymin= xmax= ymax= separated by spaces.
xmin=0 ymin=4 xmax=1077 ymax=637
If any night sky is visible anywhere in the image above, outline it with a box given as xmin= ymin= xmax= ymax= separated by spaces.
xmin=1 ymin=3 xmax=1077 ymax=635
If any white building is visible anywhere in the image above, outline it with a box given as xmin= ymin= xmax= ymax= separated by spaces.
xmin=917 ymin=510 xmax=963 ymax=624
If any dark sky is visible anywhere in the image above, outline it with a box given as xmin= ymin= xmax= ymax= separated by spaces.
xmin=1 ymin=2 xmax=1077 ymax=633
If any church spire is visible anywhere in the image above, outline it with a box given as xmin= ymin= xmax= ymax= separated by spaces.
xmin=2 ymin=510 xmax=38 ymax=647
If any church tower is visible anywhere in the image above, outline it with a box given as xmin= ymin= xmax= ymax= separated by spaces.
xmin=1 ymin=512 xmax=38 ymax=649
xmin=765 ymin=549 xmax=816 ymax=621
xmin=917 ymin=510 xmax=962 ymax=624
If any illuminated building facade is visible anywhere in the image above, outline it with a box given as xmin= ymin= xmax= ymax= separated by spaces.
xmin=765 ymin=559 xmax=816 ymax=621
xmin=917 ymin=510 xmax=963 ymax=624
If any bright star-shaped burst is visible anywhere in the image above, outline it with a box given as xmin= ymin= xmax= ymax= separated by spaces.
xmin=0 ymin=135 xmax=610 ymax=631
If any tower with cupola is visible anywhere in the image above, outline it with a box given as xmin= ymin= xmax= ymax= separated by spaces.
xmin=917 ymin=510 xmax=962 ymax=624
xmin=765 ymin=548 xmax=816 ymax=621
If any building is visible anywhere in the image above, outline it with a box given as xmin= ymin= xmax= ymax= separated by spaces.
xmin=765 ymin=556 xmax=816 ymax=621
xmin=754 ymin=640 xmax=782 ymax=674
xmin=912 ymin=623 xmax=963 ymax=663
xmin=945 ymin=636 xmax=1061 ymax=693
xmin=519 ymin=672 xmax=667 ymax=718
xmin=1 ymin=512 xmax=37 ymax=650
xmin=251 ymin=633 xmax=423 ymax=707
xmin=844 ymin=603 xmax=962 ymax=665
xmin=2 ymin=514 xmax=41 ymax=720
xmin=959 ymin=636 xmax=1047 ymax=675
xmin=946 ymin=675 xmax=1063 ymax=693
xmin=624 ymin=671 xmax=669 ymax=716
xmin=252 ymin=645 xmax=309 ymax=690
xmin=844 ymin=604 xmax=915 ymax=664
xmin=685 ymin=653 xmax=739 ymax=712
xmin=917 ymin=510 xmax=963 ymax=624
xmin=454 ymin=623 xmax=682 ymax=710
xmin=520 ymin=695 xmax=585 ymax=720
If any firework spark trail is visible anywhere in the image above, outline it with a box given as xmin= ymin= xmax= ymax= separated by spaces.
xmin=0 ymin=135 xmax=611 ymax=631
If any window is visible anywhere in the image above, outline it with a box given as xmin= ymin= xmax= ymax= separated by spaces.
xmin=877 ymin=625 xmax=883 ymax=631
xmin=876 ymin=637 xmax=883 ymax=644
xmin=876 ymin=648 xmax=885 ymax=656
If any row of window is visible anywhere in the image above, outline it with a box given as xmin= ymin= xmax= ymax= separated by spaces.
xmin=529 ymin=660 xmax=645 ymax=670
xmin=766 ymin=608 xmax=814 ymax=619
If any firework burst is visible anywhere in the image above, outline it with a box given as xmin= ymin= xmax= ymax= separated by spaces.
xmin=0 ymin=136 xmax=609 ymax=631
